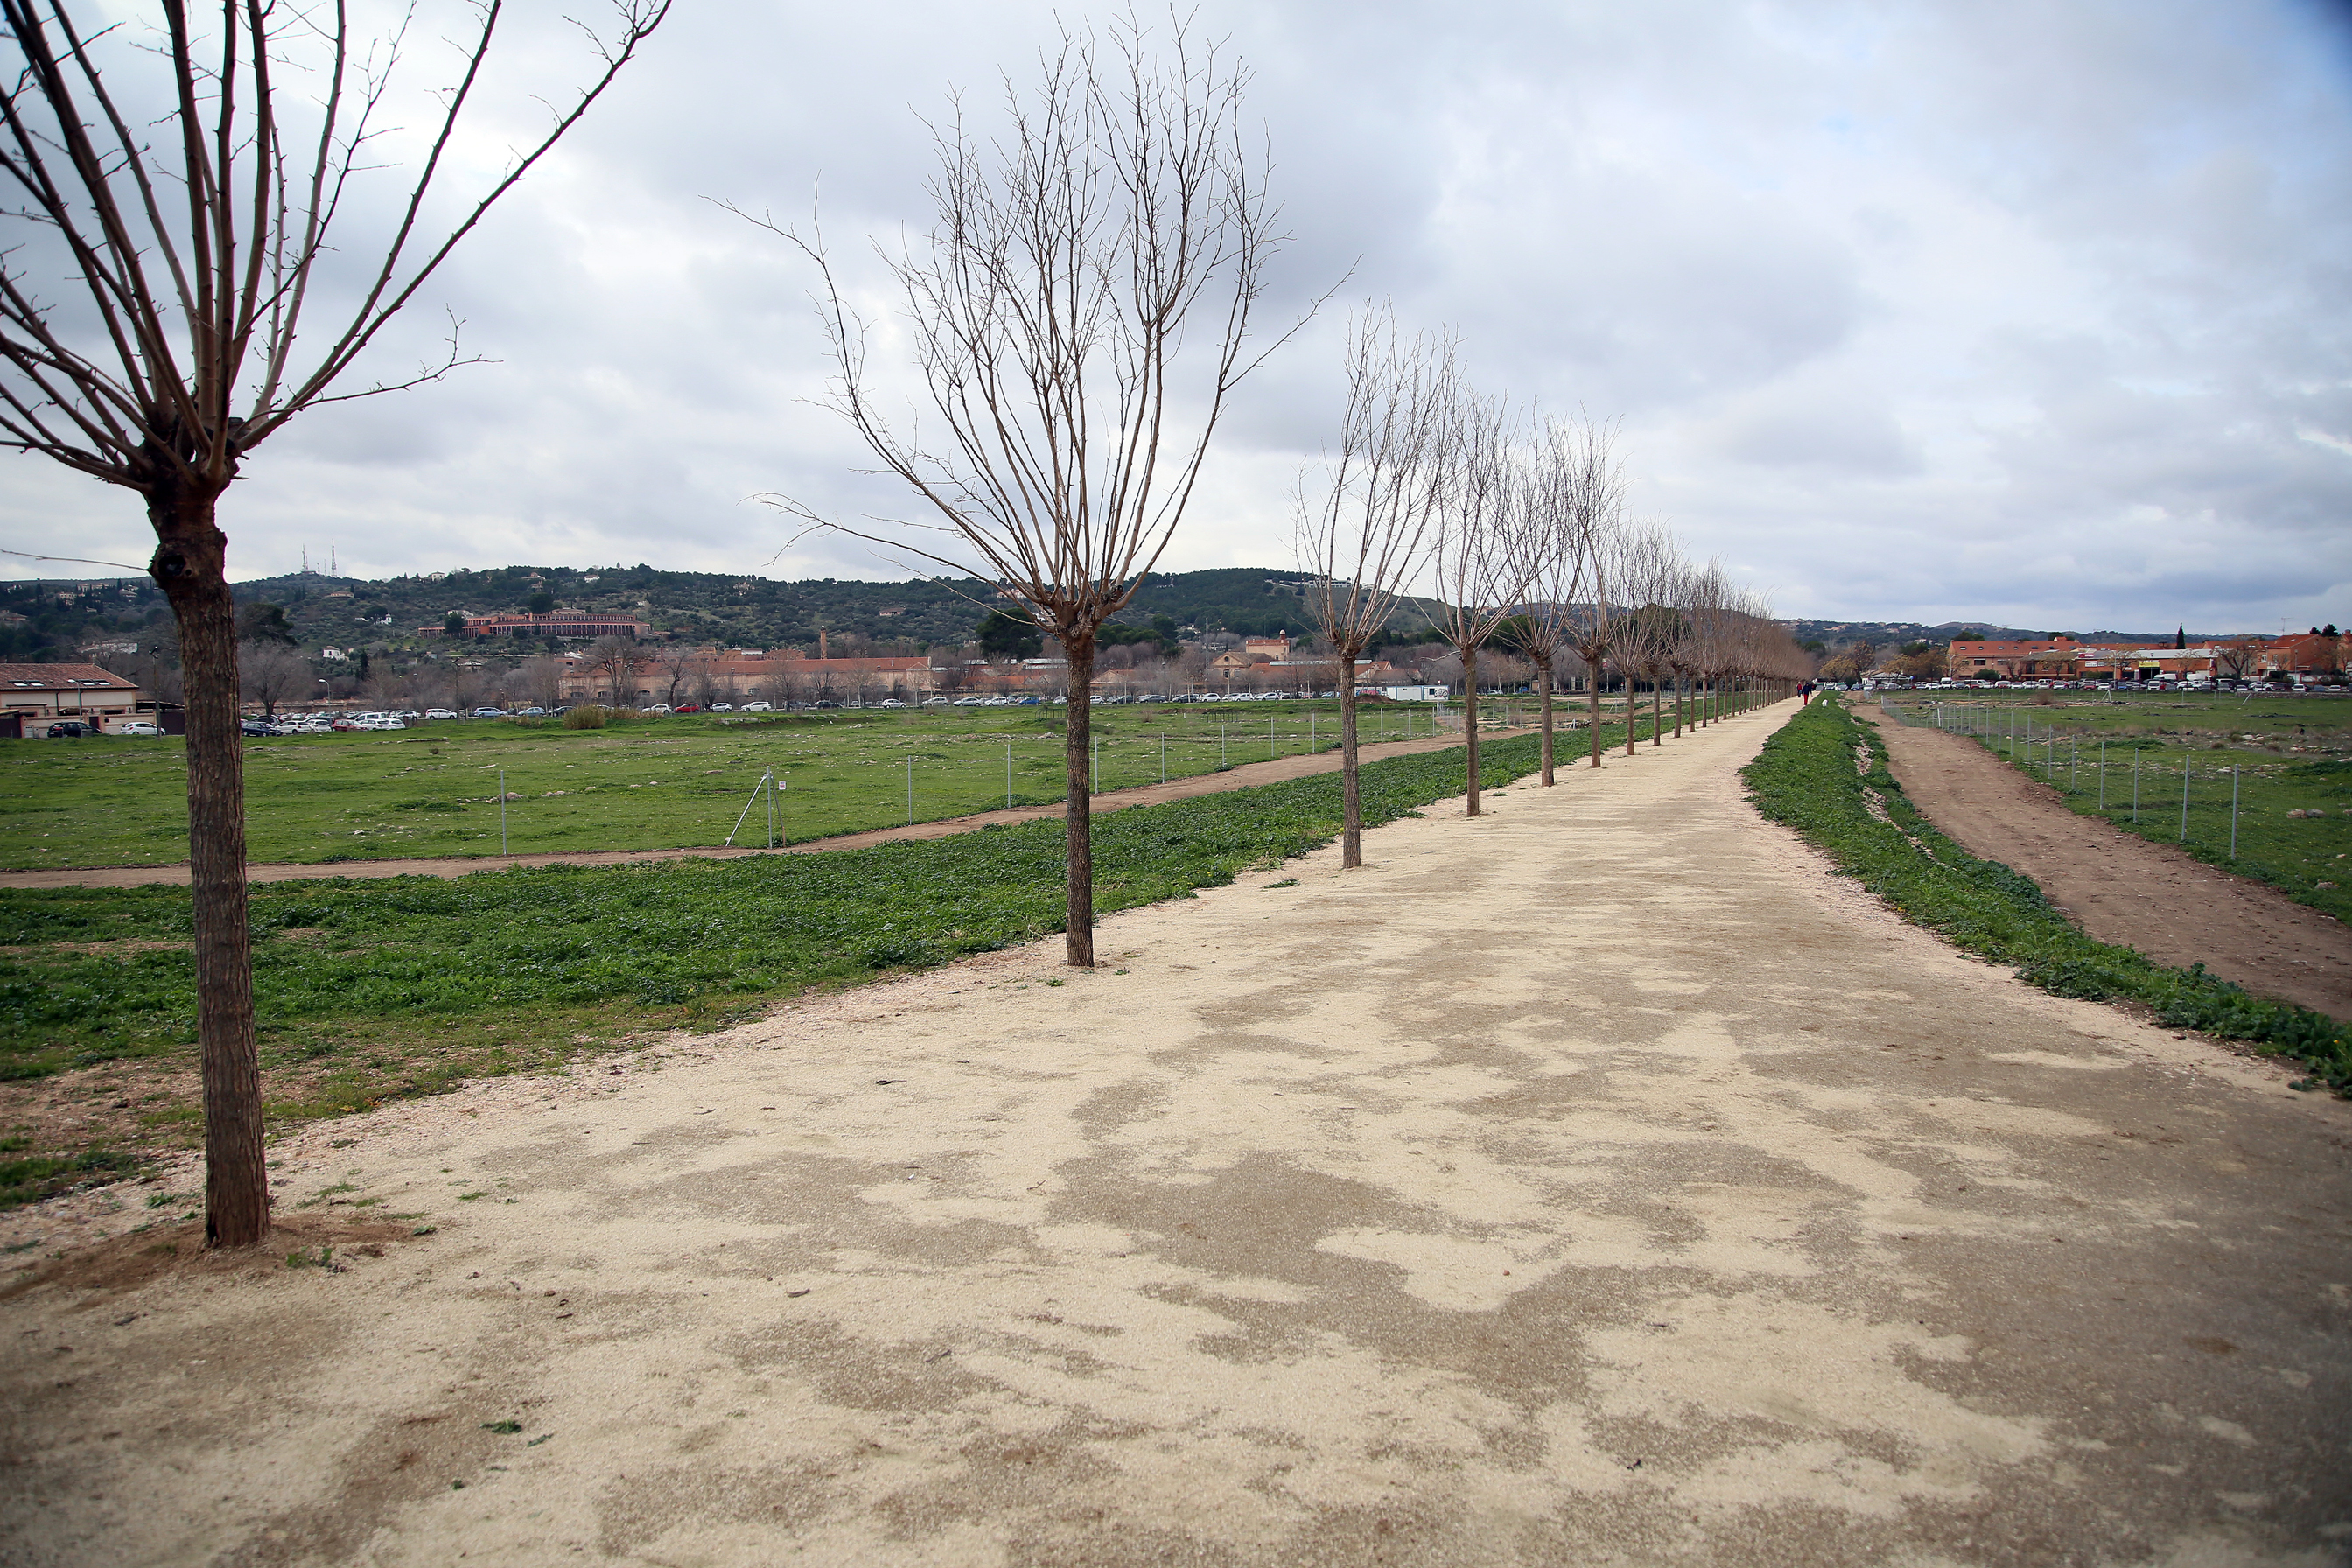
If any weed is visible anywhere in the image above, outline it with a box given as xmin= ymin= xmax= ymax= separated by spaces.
xmin=481 ymin=1419 xmax=523 ymax=1434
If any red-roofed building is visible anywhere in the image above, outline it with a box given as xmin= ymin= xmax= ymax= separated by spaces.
xmin=0 ymin=662 xmax=147 ymax=735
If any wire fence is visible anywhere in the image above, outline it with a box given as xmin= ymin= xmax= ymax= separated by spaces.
xmin=1880 ymin=701 xmax=2351 ymax=911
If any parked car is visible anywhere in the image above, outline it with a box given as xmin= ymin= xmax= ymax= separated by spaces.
xmin=46 ymin=720 xmax=94 ymax=738
xmin=645 ymin=704 xmax=674 ymax=714
xmin=709 ymin=702 xmax=734 ymax=712
xmin=875 ymin=698 xmax=906 ymax=709
xmin=424 ymin=708 xmax=459 ymax=721
xmin=743 ymin=700 xmax=773 ymax=712
xmin=115 ymin=720 xmax=164 ymax=737
xmin=471 ymin=706 xmax=505 ymax=718
xmin=674 ymin=703 xmax=701 ymax=714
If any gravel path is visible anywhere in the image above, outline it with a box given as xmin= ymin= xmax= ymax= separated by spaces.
xmin=1863 ymin=704 xmax=2352 ymax=1020
xmin=4 ymin=701 xmax=2345 ymax=1565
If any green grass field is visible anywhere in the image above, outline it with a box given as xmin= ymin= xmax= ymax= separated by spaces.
xmin=2 ymin=724 xmax=1635 ymax=1208
xmin=1880 ymin=699 xmax=2352 ymax=924
xmin=1889 ymin=688 xmax=2352 ymax=752
xmin=1 ymin=699 xmax=1559 ymax=872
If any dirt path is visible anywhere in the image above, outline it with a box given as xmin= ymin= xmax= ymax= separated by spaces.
xmin=1862 ymin=704 xmax=2352 ymax=1021
xmin=4 ymin=702 xmax=2347 ymax=1566
xmin=0 ymin=726 xmax=1522 ymax=890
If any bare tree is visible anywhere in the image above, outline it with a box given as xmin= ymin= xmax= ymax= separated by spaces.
xmin=584 ymin=635 xmax=639 ymax=705
xmin=1293 ymin=305 xmax=1452 ymax=865
xmin=1550 ymin=416 xmax=1627 ymax=768
xmin=1610 ymin=525 xmax=1684 ymax=756
xmin=521 ymin=654 xmax=566 ymax=710
xmin=238 ymin=641 xmax=306 ymax=718
xmin=758 ymin=13 xmax=1298 ymax=966
xmin=1494 ymin=413 xmax=1599 ymax=786
xmin=0 ymin=0 xmax=668 ymax=1244
xmin=652 ymin=644 xmax=704 ymax=709
xmin=1423 ymin=391 xmax=1536 ymax=816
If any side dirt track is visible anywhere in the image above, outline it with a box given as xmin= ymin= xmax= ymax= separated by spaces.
xmin=4 ymin=703 xmax=2347 ymax=1566
xmin=1862 ymin=704 xmax=2352 ymax=1021
xmin=0 ymin=726 xmax=1517 ymax=890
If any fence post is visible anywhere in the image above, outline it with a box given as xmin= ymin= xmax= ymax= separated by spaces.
xmin=1007 ymin=737 xmax=1013 ymax=809
xmin=500 ymin=767 xmax=508 ymax=858
xmin=906 ymin=752 xmax=914 ymax=826
xmin=1270 ymin=716 xmax=1277 ymax=760
xmin=2099 ymin=739 xmax=2106 ymax=809
xmin=2132 ymin=750 xmax=2140 ymax=822
xmin=2180 ymin=748 xmax=2190 ymax=842
xmin=2230 ymin=764 xmax=2239 ymax=858
xmin=1161 ymin=732 xmax=1167 ymax=784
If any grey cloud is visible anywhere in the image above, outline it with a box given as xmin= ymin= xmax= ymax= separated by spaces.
xmin=6 ymin=0 xmax=2348 ymax=634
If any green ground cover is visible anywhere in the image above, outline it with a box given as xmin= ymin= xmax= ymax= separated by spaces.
xmin=1894 ymin=688 xmax=2352 ymax=752
xmin=1746 ymin=699 xmax=2350 ymax=1095
xmin=1880 ymin=700 xmax=2352 ymax=924
xmin=0 ymin=726 xmax=1592 ymax=1207
xmin=3 ymin=700 xmax=1534 ymax=871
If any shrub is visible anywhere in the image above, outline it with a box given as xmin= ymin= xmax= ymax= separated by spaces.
xmin=563 ymin=705 xmax=608 ymax=731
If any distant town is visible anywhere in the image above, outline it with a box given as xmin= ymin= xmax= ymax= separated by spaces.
xmin=1 ymin=565 xmax=2342 ymax=735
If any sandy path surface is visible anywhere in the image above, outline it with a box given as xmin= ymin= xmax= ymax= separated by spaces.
xmin=1863 ymin=704 xmax=2352 ymax=1021
xmin=4 ymin=704 xmax=2348 ymax=1566
xmin=0 ymin=727 xmax=1516 ymax=891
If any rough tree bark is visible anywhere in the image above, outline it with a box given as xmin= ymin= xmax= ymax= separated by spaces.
xmin=147 ymin=477 xmax=264 ymax=1244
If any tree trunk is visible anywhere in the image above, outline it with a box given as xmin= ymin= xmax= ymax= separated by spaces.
xmin=147 ymin=483 xmax=270 ymax=1250
xmin=1588 ymin=662 xmax=1604 ymax=767
xmin=1624 ymin=672 xmax=1639 ymax=758
xmin=1061 ymin=636 xmax=1097 ymax=967
xmin=1462 ymin=646 xmax=1482 ymax=814
xmin=1651 ymin=676 xmax=1663 ymax=747
xmin=1536 ymin=654 xmax=1555 ymax=785
xmin=1672 ymin=675 xmax=1684 ymax=738
xmin=1339 ymin=652 xmax=1362 ymax=867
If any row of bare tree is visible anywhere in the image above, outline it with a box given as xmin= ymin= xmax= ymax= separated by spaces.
xmin=2 ymin=3 xmax=1798 ymax=1248
xmin=1292 ymin=308 xmax=1812 ymax=864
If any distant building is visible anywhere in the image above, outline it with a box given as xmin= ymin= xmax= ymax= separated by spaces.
xmin=426 ymin=612 xmax=649 ymax=640
xmin=0 ymin=662 xmax=146 ymax=734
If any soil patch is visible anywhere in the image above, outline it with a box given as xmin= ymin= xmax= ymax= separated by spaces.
xmin=1863 ymin=704 xmax=2352 ymax=1019
xmin=3 ymin=1213 xmax=423 ymax=1301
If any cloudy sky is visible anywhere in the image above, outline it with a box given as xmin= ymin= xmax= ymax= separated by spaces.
xmin=5 ymin=0 xmax=2349 ymax=634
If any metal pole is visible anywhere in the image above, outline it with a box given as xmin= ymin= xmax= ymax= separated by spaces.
xmin=2099 ymin=739 xmax=2106 ymax=809
xmin=1270 ymin=716 xmax=1277 ymax=760
xmin=1091 ymin=734 xmax=1098 ymax=794
xmin=2230 ymin=765 xmax=2239 ymax=858
xmin=1160 ymin=732 xmax=1166 ymax=784
xmin=2180 ymin=748 xmax=2189 ymax=842
xmin=1220 ymin=724 xmax=1227 ymax=768
xmin=2132 ymin=750 xmax=2139 ymax=822
xmin=500 ymin=767 xmax=508 ymax=857
xmin=766 ymin=770 xmax=775 ymax=848
xmin=906 ymin=752 xmax=914 ymax=826
xmin=1007 ymin=737 xmax=1014 ymax=808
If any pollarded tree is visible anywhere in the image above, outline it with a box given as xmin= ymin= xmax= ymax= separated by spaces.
xmin=1550 ymin=415 xmax=1626 ymax=768
xmin=760 ymin=13 xmax=1298 ymax=966
xmin=1606 ymin=525 xmax=1683 ymax=756
xmin=1493 ymin=414 xmax=1598 ymax=787
xmin=1424 ymin=390 xmax=1536 ymax=816
xmin=0 ymin=0 xmax=669 ymax=1245
xmin=1294 ymin=304 xmax=1453 ymax=864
